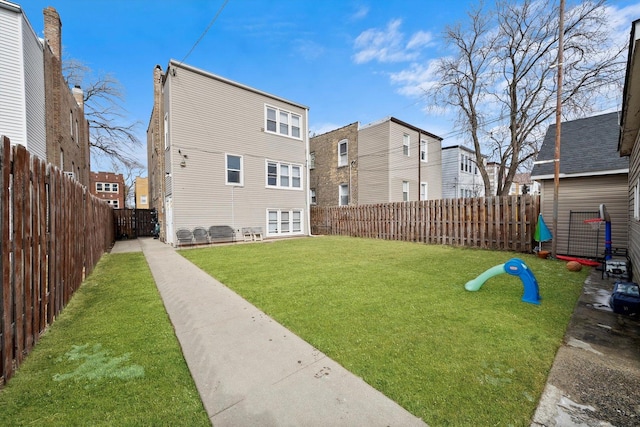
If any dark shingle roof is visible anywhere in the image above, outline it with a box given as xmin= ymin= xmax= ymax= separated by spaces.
xmin=531 ymin=112 xmax=628 ymax=178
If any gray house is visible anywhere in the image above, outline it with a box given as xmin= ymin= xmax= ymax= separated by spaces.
xmin=147 ymin=60 xmax=310 ymax=245
xmin=618 ymin=18 xmax=640 ymax=276
xmin=309 ymin=117 xmax=442 ymax=207
xmin=532 ymin=112 xmax=629 ymax=258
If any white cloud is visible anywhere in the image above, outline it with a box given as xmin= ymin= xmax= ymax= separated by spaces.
xmin=295 ymin=39 xmax=325 ymax=61
xmin=352 ymin=5 xmax=369 ymax=20
xmin=406 ymin=31 xmax=434 ymax=50
xmin=389 ymin=60 xmax=441 ymax=97
xmin=352 ymin=19 xmax=433 ymax=64
xmin=310 ymin=122 xmax=346 ymax=136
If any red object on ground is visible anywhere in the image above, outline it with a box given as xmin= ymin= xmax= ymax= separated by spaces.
xmin=556 ymin=255 xmax=601 ymax=267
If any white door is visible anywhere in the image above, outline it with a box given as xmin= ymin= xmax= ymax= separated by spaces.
xmin=165 ymin=196 xmax=174 ymax=245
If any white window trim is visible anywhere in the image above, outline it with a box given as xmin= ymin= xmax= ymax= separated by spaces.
xmin=264 ymin=105 xmax=302 ymax=140
xmin=421 ymin=182 xmax=428 ymax=201
xmin=634 ymin=179 xmax=639 ymax=221
xmin=226 ymin=153 xmax=244 ymax=186
xmin=95 ymin=182 xmax=120 ymax=193
xmin=266 ymin=160 xmax=303 ymax=190
xmin=266 ymin=208 xmax=304 ymax=236
xmin=164 ymin=113 xmax=169 ymax=150
xmin=339 ymin=183 xmax=349 ymax=206
xmin=338 ymin=139 xmax=348 ymax=167
xmin=403 ymin=181 xmax=409 ymax=202
xmin=403 ymin=134 xmax=410 ymax=156
xmin=420 ymin=139 xmax=427 ymax=162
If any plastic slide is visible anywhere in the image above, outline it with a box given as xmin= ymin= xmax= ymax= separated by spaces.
xmin=464 ymin=258 xmax=541 ymax=305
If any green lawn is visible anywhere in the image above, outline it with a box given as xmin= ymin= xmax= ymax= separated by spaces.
xmin=0 ymin=253 xmax=210 ymax=427
xmin=182 ymin=236 xmax=587 ymax=426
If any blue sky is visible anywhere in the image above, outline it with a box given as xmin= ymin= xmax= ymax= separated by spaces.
xmin=19 ymin=0 xmax=640 ymax=172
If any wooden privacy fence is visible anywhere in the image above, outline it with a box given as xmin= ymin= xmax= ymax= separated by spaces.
xmin=113 ymin=209 xmax=156 ymax=239
xmin=311 ymin=195 xmax=540 ymax=253
xmin=0 ymin=136 xmax=115 ymax=386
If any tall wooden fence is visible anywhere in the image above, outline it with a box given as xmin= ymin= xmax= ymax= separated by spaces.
xmin=311 ymin=195 xmax=540 ymax=253
xmin=0 ymin=137 xmax=115 ymax=386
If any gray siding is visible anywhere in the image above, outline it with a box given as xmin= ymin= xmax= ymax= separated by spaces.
xmin=423 ymin=135 xmax=442 ymax=200
xmin=358 ymin=119 xmax=442 ymax=203
xmin=629 ymin=131 xmax=640 ymax=275
xmin=539 ymin=174 xmax=629 ymax=256
xmin=22 ymin=12 xmax=45 ymax=159
xmin=165 ymin=62 xmax=308 ymax=238
xmin=358 ymin=120 xmax=390 ymax=204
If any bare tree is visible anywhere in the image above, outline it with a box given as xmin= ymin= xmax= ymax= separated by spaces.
xmin=64 ymin=60 xmax=143 ymax=168
xmin=109 ymin=159 xmax=145 ymax=208
xmin=430 ymin=0 xmax=626 ymax=196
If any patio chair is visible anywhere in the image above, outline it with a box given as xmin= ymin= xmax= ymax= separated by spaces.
xmin=193 ymin=227 xmax=209 ymax=245
xmin=176 ymin=228 xmax=193 ymax=246
xmin=251 ymin=227 xmax=263 ymax=241
xmin=242 ymin=227 xmax=253 ymax=242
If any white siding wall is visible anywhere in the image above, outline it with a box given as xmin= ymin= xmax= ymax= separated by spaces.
xmin=441 ymin=148 xmax=458 ymax=199
xmin=165 ymin=64 xmax=308 ymax=237
xmin=0 ymin=8 xmax=27 ymax=147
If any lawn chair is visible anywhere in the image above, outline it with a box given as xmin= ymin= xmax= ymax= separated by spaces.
xmin=251 ymin=227 xmax=263 ymax=241
xmin=242 ymin=227 xmax=253 ymax=242
xmin=176 ymin=228 xmax=193 ymax=246
xmin=193 ymin=227 xmax=209 ymax=245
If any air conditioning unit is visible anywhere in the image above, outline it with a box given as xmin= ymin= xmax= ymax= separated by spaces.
xmin=64 ymin=171 xmax=75 ymax=180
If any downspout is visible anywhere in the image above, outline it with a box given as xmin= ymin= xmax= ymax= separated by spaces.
xmin=305 ymin=107 xmax=312 ymax=236
xmin=418 ymin=131 xmax=422 ymax=200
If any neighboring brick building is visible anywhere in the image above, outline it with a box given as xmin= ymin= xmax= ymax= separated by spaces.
xmin=90 ymin=171 xmax=124 ymax=209
xmin=309 ymin=122 xmax=359 ymax=207
xmin=135 ymin=177 xmax=149 ymax=209
xmin=43 ymin=6 xmax=90 ymax=187
xmin=0 ymin=2 xmax=90 ymax=186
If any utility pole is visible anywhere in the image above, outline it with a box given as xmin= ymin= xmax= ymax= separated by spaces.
xmin=552 ymin=0 xmax=565 ymax=258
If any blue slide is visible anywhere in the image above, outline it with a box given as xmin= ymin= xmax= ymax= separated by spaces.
xmin=464 ymin=258 xmax=541 ymax=305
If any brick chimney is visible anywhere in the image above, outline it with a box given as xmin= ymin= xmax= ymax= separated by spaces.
xmin=72 ymin=85 xmax=84 ymax=111
xmin=43 ymin=7 xmax=62 ymax=59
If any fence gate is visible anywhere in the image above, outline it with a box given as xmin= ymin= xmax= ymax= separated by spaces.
xmin=567 ymin=211 xmax=601 ymax=259
xmin=113 ymin=209 xmax=156 ymax=239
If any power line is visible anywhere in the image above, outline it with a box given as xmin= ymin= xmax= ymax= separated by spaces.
xmin=179 ymin=0 xmax=231 ymax=65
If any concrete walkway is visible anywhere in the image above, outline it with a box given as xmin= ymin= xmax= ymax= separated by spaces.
xmin=113 ymin=238 xmax=426 ymax=427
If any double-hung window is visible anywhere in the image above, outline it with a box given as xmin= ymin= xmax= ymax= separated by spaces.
xmin=267 ymin=209 xmax=303 ymax=235
xmin=403 ymin=181 xmax=409 ymax=202
xmin=421 ymin=182 xmax=428 ymax=201
xmin=420 ymin=139 xmax=427 ymax=162
xmin=265 ymin=105 xmax=302 ymax=139
xmin=266 ymin=161 xmax=302 ymax=189
xmin=338 ymin=140 xmax=348 ymax=167
xmin=226 ymin=154 xmax=243 ymax=185
xmin=635 ymin=179 xmax=640 ymax=221
xmin=339 ymin=184 xmax=349 ymax=206
xmin=403 ymin=134 xmax=410 ymax=156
